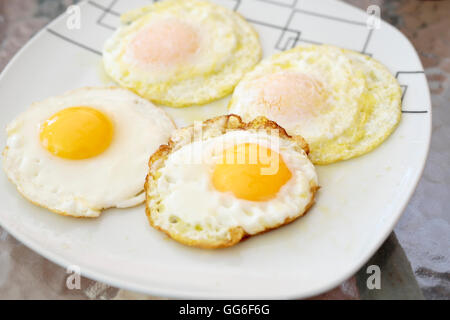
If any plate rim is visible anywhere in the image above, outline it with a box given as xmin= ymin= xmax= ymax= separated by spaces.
xmin=0 ymin=0 xmax=432 ymax=299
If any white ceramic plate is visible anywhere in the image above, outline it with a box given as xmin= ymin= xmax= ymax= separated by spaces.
xmin=0 ymin=0 xmax=431 ymax=299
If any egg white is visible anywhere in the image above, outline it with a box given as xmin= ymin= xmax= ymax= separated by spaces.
xmin=103 ymin=0 xmax=262 ymax=107
xmin=229 ymin=45 xmax=402 ymax=165
xmin=229 ymin=45 xmax=367 ymax=160
xmin=2 ymin=87 xmax=175 ymax=217
xmin=147 ymin=129 xmax=318 ymax=245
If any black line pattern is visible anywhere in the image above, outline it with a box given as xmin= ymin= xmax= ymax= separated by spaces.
xmin=402 ymin=110 xmax=428 ymax=114
xmin=233 ymin=0 xmax=241 ymax=11
xmin=361 ymin=28 xmax=373 ymax=54
xmin=400 ymin=85 xmax=409 ymax=104
xmin=275 ymin=0 xmax=299 ymax=51
xmin=96 ymin=0 xmax=119 ymax=30
xmin=47 ymin=29 xmax=102 ymax=55
xmin=257 ymin=0 xmax=296 ymax=8
xmin=88 ymin=1 xmax=120 ymax=16
xmin=258 ymin=0 xmax=297 ymax=8
xmin=229 ymin=0 xmax=368 ymax=54
xmin=395 ymin=70 xmax=425 ymax=78
xmin=48 ymin=0 xmax=428 ymax=115
xmin=396 ymin=71 xmax=428 ymax=113
xmin=295 ymin=8 xmax=366 ymax=26
xmin=246 ymin=18 xmax=297 ymax=33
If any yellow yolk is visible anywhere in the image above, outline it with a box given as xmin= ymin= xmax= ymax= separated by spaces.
xmin=129 ymin=20 xmax=199 ymax=66
xmin=212 ymin=143 xmax=292 ymax=202
xmin=40 ymin=107 xmax=114 ymax=160
xmin=257 ymin=72 xmax=328 ymax=118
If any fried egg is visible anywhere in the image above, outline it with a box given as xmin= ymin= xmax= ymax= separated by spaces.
xmin=103 ymin=0 xmax=262 ymax=107
xmin=229 ymin=45 xmax=402 ymax=165
xmin=145 ymin=115 xmax=318 ymax=248
xmin=2 ymin=87 xmax=175 ymax=218
xmin=338 ymin=49 xmax=402 ymax=161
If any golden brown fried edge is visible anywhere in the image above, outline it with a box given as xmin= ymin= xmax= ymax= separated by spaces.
xmin=145 ymin=114 xmax=319 ymax=249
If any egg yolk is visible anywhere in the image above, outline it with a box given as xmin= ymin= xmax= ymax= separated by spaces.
xmin=257 ymin=72 xmax=328 ymax=118
xmin=212 ymin=143 xmax=292 ymax=202
xmin=129 ymin=20 xmax=199 ymax=66
xmin=40 ymin=107 xmax=113 ymax=160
